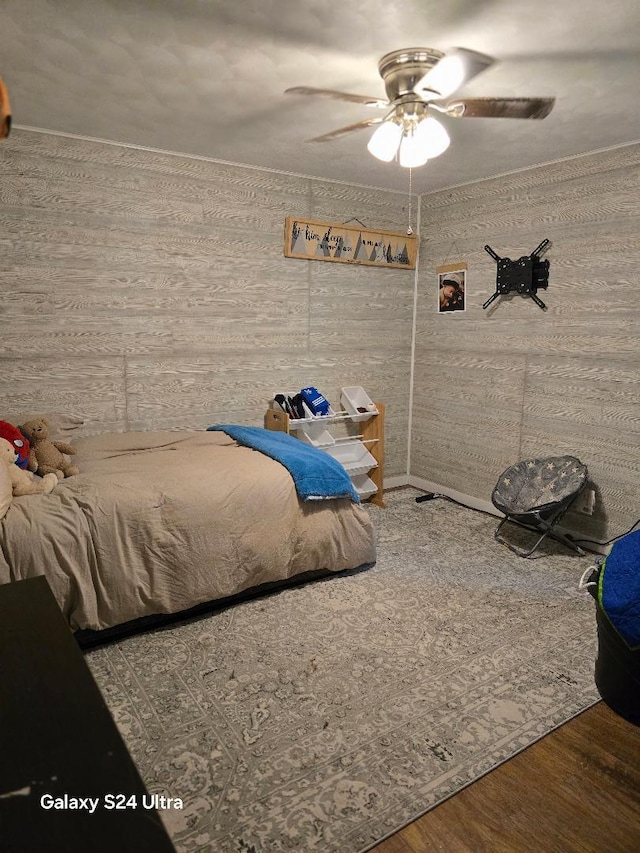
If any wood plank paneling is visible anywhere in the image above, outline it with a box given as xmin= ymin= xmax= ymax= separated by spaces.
xmin=1 ymin=358 xmax=128 ymax=434
xmin=0 ymin=129 xmax=413 ymax=476
xmin=412 ymin=142 xmax=640 ymax=539
xmin=311 ymin=178 xmax=412 ymax=234
xmin=9 ymin=130 xmax=637 ymax=512
xmin=3 ymin=131 xmax=316 ymax=199
xmin=419 ymin=145 xmax=640 ymax=214
xmin=411 ymin=352 xmax=525 ymax=498
xmin=0 ymin=174 xmax=205 ymax=225
xmin=523 ymin=356 xmax=640 ymax=433
xmin=520 ymin=415 xmax=640 ymax=541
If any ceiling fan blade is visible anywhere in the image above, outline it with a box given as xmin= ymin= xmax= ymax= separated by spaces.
xmin=444 ymin=97 xmax=555 ymax=119
xmin=415 ymin=47 xmax=495 ymax=100
xmin=307 ymin=116 xmax=385 ymax=143
xmin=285 ymin=86 xmax=389 ymax=108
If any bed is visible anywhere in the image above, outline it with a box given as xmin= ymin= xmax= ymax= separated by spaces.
xmin=0 ymin=429 xmax=376 ymax=639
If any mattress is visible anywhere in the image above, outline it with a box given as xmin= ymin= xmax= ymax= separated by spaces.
xmin=0 ymin=430 xmax=376 ymax=632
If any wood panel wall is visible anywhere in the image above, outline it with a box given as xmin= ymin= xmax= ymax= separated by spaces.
xmin=412 ymin=143 xmax=640 ymax=539
xmin=3 ymin=130 xmax=637 ymax=530
xmin=0 ymin=129 xmax=416 ymax=477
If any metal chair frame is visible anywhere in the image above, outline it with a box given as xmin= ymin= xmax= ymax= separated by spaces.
xmin=494 ymin=485 xmax=587 ymax=558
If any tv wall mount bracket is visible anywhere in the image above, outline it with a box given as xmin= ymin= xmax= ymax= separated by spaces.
xmin=483 ymin=239 xmax=551 ymax=311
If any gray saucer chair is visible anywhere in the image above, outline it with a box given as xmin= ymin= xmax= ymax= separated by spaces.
xmin=491 ymin=455 xmax=589 ymax=558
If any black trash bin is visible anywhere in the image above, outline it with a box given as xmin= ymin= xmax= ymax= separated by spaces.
xmin=592 ymin=588 xmax=640 ymax=726
xmin=587 ymin=535 xmax=640 ymax=727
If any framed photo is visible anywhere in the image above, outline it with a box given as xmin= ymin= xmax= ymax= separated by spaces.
xmin=437 ymin=263 xmax=467 ymax=313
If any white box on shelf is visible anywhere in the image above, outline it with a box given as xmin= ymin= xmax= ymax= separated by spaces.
xmin=340 ymin=387 xmax=378 ymax=422
xmin=351 ymin=473 xmax=378 ymax=500
xmin=325 ymin=441 xmax=377 ymax=476
xmin=296 ymin=424 xmax=336 ymax=447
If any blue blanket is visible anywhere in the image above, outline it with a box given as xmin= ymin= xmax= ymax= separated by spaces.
xmin=208 ymin=425 xmax=359 ymax=503
xmin=598 ymin=529 xmax=640 ymax=649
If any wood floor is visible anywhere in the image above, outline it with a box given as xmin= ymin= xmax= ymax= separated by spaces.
xmin=371 ymin=702 xmax=640 ymax=853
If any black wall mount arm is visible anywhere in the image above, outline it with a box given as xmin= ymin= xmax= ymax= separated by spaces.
xmin=483 ymin=239 xmax=551 ymax=311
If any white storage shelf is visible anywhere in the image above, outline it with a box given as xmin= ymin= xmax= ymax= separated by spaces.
xmin=265 ymin=390 xmax=385 ymax=507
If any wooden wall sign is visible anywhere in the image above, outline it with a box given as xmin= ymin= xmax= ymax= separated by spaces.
xmin=284 ymin=217 xmax=417 ymax=270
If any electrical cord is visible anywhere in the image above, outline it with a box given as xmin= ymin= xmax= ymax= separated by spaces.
xmin=567 ymin=519 xmax=640 ymax=548
xmin=415 ymin=492 xmax=640 ymax=549
xmin=415 ymin=492 xmax=493 ymax=517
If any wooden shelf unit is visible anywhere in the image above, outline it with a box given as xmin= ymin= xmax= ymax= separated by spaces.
xmin=264 ymin=401 xmax=386 ymax=508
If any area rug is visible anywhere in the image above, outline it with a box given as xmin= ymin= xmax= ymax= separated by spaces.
xmin=85 ymin=488 xmax=600 ymax=852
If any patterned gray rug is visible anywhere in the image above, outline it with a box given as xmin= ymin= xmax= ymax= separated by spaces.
xmin=86 ymin=488 xmax=600 ymax=852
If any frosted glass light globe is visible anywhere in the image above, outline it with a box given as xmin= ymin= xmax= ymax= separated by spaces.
xmin=413 ymin=117 xmax=450 ymax=158
xmin=367 ymin=121 xmax=403 ymax=162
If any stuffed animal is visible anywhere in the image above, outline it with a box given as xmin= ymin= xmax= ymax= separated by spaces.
xmin=0 ymin=420 xmax=32 ymax=469
xmin=19 ymin=417 xmax=80 ymax=480
xmin=0 ymin=437 xmax=57 ymax=496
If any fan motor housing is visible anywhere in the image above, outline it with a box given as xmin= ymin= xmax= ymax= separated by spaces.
xmin=377 ymin=48 xmax=444 ymax=101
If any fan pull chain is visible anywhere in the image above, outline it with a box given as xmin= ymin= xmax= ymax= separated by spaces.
xmin=407 ymin=167 xmax=413 ymax=235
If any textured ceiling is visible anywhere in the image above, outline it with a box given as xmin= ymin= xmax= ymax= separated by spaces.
xmin=2 ymin=0 xmax=640 ymax=193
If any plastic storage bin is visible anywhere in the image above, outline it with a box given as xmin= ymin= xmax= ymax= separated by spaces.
xmin=351 ymin=473 xmax=378 ymax=500
xmin=325 ymin=441 xmax=377 ymax=476
xmin=341 ymin=387 xmax=378 ymax=421
xmin=296 ymin=424 xmax=335 ymax=447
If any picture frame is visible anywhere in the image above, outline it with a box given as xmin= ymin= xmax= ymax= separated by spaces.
xmin=437 ymin=262 xmax=467 ymax=313
xmin=284 ymin=216 xmax=417 ymax=270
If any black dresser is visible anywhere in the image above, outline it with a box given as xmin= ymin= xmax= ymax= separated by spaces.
xmin=0 ymin=576 xmax=176 ymax=852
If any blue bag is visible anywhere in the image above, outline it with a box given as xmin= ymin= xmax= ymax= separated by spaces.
xmin=300 ymin=387 xmax=331 ymax=416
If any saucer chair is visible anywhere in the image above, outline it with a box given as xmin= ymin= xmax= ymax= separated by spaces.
xmin=491 ymin=455 xmax=589 ymax=558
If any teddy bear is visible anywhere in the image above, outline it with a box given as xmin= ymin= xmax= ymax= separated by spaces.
xmin=0 ymin=437 xmax=58 ymax=496
xmin=19 ymin=417 xmax=80 ymax=480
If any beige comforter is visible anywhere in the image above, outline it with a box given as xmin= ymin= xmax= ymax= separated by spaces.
xmin=0 ymin=430 xmax=376 ymax=631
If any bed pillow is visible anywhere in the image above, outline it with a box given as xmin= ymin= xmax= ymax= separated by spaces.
xmin=0 ymin=460 xmax=12 ymax=519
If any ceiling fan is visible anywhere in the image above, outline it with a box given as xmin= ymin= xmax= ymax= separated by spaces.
xmin=285 ymin=47 xmax=555 ymax=167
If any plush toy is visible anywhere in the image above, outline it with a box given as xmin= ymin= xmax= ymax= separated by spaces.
xmin=0 ymin=437 xmax=57 ymax=496
xmin=0 ymin=420 xmax=32 ymax=469
xmin=18 ymin=417 xmax=80 ymax=480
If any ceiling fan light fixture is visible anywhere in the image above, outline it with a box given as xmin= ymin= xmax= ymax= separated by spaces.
xmin=413 ymin=116 xmax=450 ymax=158
xmin=398 ymin=132 xmax=429 ymax=169
xmin=367 ymin=119 xmax=403 ymax=162
xmin=287 ymin=45 xmax=550 ymax=167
